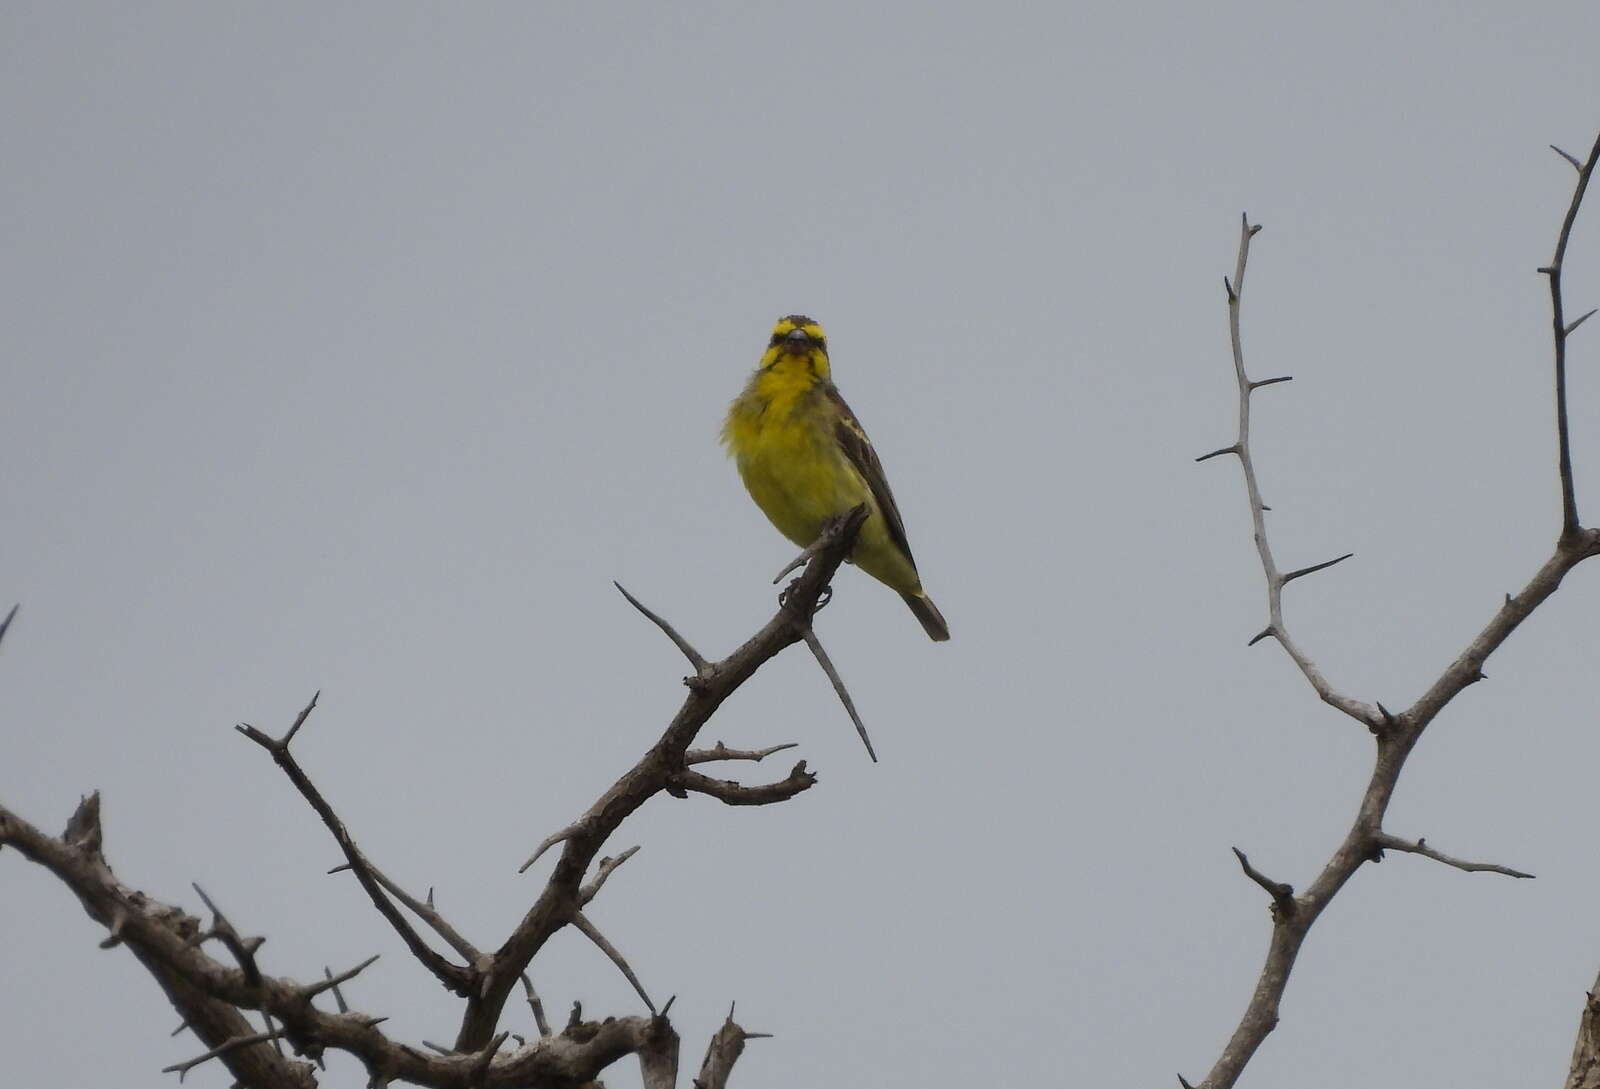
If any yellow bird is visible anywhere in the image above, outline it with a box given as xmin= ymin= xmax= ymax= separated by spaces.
xmin=722 ymin=315 xmax=949 ymax=641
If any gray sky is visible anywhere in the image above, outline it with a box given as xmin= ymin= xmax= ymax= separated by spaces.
xmin=5 ymin=3 xmax=1600 ymax=1086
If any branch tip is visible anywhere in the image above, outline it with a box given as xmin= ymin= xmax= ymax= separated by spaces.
xmin=282 ymin=690 xmax=321 ymax=746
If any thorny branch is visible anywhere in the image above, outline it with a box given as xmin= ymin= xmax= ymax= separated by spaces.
xmin=2 ymin=506 xmax=866 ymax=1086
xmin=1189 ymin=138 xmax=1600 ymax=1089
xmin=466 ymin=506 xmax=866 ymax=1050
xmin=234 ymin=702 xmax=476 ymax=998
xmin=1199 ymin=214 xmax=1378 ymax=728
xmin=1542 ymin=132 xmax=1600 ymax=539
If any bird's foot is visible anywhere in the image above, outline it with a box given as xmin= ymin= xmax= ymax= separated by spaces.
xmin=777 ymin=582 xmax=832 ymax=616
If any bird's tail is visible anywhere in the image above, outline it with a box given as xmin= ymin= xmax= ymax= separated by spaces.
xmin=901 ymin=591 xmax=950 ymax=642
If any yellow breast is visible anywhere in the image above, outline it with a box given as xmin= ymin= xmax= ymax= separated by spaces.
xmin=723 ymin=359 xmax=872 ymax=549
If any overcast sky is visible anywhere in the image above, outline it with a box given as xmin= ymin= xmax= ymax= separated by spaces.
xmin=5 ymin=4 xmax=1600 ymax=1087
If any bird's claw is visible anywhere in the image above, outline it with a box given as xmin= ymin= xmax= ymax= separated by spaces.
xmin=777 ymin=581 xmax=832 ymax=614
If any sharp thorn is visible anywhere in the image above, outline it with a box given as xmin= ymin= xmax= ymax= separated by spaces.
xmin=1566 ymin=308 xmax=1597 ymax=335
xmin=802 ymin=628 xmax=877 ymax=762
xmin=1553 ymin=144 xmax=1584 ymax=171
xmin=1280 ymin=552 xmax=1354 ymax=586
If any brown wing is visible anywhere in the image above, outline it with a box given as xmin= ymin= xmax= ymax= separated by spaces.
xmin=824 ymin=384 xmax=917 ymax=568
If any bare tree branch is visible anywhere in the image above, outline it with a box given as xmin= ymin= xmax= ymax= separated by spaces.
xmin=672 ymin=764 xmax=818 ymax=806
xmin=2 ymin=793 xmax=738 ymax=1088
xmin=460 ymin=505 xmax=866 ymax=1051
xmin=235 ymin=707 xmax=476 ymax=996
xmin=1540 ymin=133 xmax=1600 ymax=540
xmin=3 ymin=496 xmax=869 ymax=1086
xmin=1372 ymin=833 xmax=1534 ymax=879
xmin=1194 ymin=138 xmax=1600 ymax=1088
xmin=685 ymin=741 xmax=799 ymax=765
xmin=1202 ymin=214 xmax=1380 ymax=728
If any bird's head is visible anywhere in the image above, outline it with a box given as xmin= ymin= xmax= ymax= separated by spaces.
xmin=760 ymin=314 xmax=831 ymax=380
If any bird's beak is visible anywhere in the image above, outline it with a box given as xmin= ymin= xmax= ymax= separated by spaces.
xmin=783 ymin=328 xmax=812 ymax=351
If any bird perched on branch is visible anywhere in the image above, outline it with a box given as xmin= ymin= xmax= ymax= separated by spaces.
xmin=722 ymin=314 xmax=949 ymax=641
